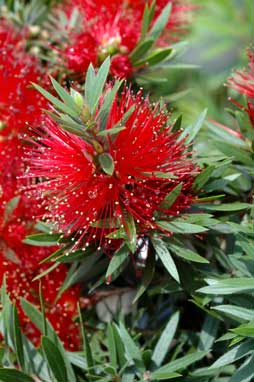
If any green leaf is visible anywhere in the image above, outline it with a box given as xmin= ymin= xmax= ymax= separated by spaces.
xmin=117 ymin=322 xmax=145 ymax=371
xmin=156 ymin=221 xmax=208 ymax=234
xmin=198 ymin=315 xmax=219 ymax=351
xmin=209 ymin=339 xmax=253 ymax=369
xmin=123 ymin=212 xmax=137 ymax=253
xmin=213 ymin=140 xmax=253 ymax=166
xmin=85 ymin=57 xmax=110 ymax=115
xmin=107 ymin=105 xmax=135 ymax=135
xmin=39 ymin=246 xmax=67 ymax=264
xmin=151 ymin=351 xmax=208 ymax=379
xmin=150 ymin=372 xmax=181 ymax=380
xmin=13 ymin=304 xmax=25 ymax=370
xmin=134 ymin=48 xmax=172 ymax=67
xmin=96 ymin=125 xmax=126 ymax=137
xmin=106 ymin=244 xmax=129 ymax=278
xmin=168 ymin=243 xmax=209 ymax=264
xmin=176 ymin=110 xmax=205 ymax=145
xmin=57 ymin=247 xmax=96 ymax=263
xmin=0 ymin=369 xmax=35 ymax=382
xmin=23 ymin=233 xmax=61 ymax=246
xmin=201 ymin=202 xmax=251 ymax=211
xmin=4 ymin=196 xmax=20 ymax=222
xmin=230 ymin=353 xmax=254 ymax=382
xmin=141 ymin=1 xmax=155 ymax=38
xmin=97 ymin=80 xmax=123 ymax=130
xmin=98 ymin=153 xmax=115 ymax=176
xmin=112 ymin=323 xmax=126 ymax=368
xmin=152 ymin=311 xmax=180 ymax=367
xmin=159 ymin=183 xmax=182 ymax=210
xmin=21 ymin=299 xmax=75 ymax=381
xmin=130 ymin=38 xmax=154 ymax=64
xmin=20 ymin=298 xmax=55 ymax=340
xmin=149 ymin=2 xmax=172 ymax=40
xmin=212 ymin=305 xmax=254 ymax=322
xmin=231 ymin=323 xmax=254 ymax=338
xmin=46 ymin=110 xmax=86 ymax=137
xmin=152 ymin=237 xmax=180 ymax=283
xmin=32 ymin=83 xmax=78 ymax=118
xmin=42 ymin=336 xmax=67 ymax=382
xmin=50 ymin=76 xmax=79 ymax=113
xmin=107 ymin=324 xmax=117 ymax=370
xmin=198 ymin=278 xmax=254 ymax=295
xmin=32 ymin=262 xmax=59 ymax=281
xmin=133 ymin=247 xmax=155 ymax=302
xmin=171 ymin=115 xmax=182 ymax=132
xmin=193 ymin=166 xmax=215 ymax=191
xmin=78 ymin=303 xmax=94 ymax=368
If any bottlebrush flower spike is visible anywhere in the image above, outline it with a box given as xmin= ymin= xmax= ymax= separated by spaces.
xmin=25 ymin=71 xmax=198 ymax=253
xmin=0 ymin=193 xmax=80 ymax=350
xmin=53 ymin=0 xmax=192 ymax=79
xmin=0 ymin=257 xmax=81 ymax=350
xmin=0 ymin=22 xmax=48 ymax=137
xmin=227 ymin=49 xmax=254 ymax=127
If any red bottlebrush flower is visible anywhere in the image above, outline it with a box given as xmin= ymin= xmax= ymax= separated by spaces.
xmin=0 ymin=22 xmax=48 ymax=137
xmin=59 ymin=0 xmax=193 ymax=78
xmin=0 ymin=193 xmax=80 ymax=350
xmin=65 ymin=33 xmax=97 ymax=74
xmin=0 ymin=256 xmax=80 ymax=350
xmin=25 ymin=87 xmax=197 ymax=250
xmin=227 ymin=49 xmax=254 ymax=127
xmin=0 ymin=137 xmax=26 ymax=202
xmin=62 ymin=4 xmax=139 ymax=78
xmin=110 ymin=55 xmax=133 ymax=78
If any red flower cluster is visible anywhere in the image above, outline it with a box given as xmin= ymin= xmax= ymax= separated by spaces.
xmin=58 ymin=0 xmax=192 ymax=78
xmin=0 ymin=22 xmax=81 ymax=350
xmin=25 ymin=87 xmax=196 ymax=251
xmin=227 ymin=49 xmax=254 ymax=127
xmin=0 ymin=22 xmax=48 ymax=137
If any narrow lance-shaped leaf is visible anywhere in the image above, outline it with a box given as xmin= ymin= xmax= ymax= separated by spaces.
xmin=152 ymin=311 xmax=180 ymax=367
xmin=152 ymin=237 xmax=180 ymax=283
xmin=97 ymin=80 xmax=123 ymax=131
xmin=85 ymin=57 xmax=111 ymax=115
xmin=13 ymin=304 xmax=25 ymax=370
xmin=159 ymin=183 xmax=182 ymax=210
xmin=133 ymin=246 xmax=155 ymax=302
xmin=130 ymin=38 xmax=154 ymax=64
xmin=50 ymin=76 xmax=79 ymax=112
xmin=168 ymin=243 xmax=209 ymax=264
xmin=0 ymin=369 xmax=35 ymax=382
xmin=157 ymin=220 xmax=208 ymax=234
xmin=151 ymin=351 xmax=208 ymax=379
xmin=134 ymin=47 xmax=172 ymax=67
xmin=107 ymin=323 xmax=117 ymax=370
xmin=78 ymin=303 xmax=94 ymax=368
xmin=178 ymin=109 xmax=207 ymax=144
xmin=209 ymin=339 xmax=253 ymax=369
xmin=149 ymin=2 xmax=172 ymax=40
xmin=117 ymin=322 xmax=145 ymax=371
xmin=23 ymin=233 xmax=61 ymax=246
xmin=193 ymin=165 xmax=215 ymax=191
xmin=32 ymin=82 xmax=78 ymax=118
xmin=123 ymin=211 xmax=137 ymax=253
xmin=106 ymin=244 xmax=129 ymax=278
xmin=198 ymin=278 xmax=254 ymax=295
xmin=42 ymin=336 xmax=68 ymax=382
xmin=212 ymin=305 xmax=254 ymax=322
xmin=20 ymin=298 xmax=75 ymax=381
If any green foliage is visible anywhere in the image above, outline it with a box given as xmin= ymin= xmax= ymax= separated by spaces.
xmin=2 ymin=0 xmax=254 ymax=381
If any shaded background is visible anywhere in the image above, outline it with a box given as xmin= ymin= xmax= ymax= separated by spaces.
xmin=147 ymin=0 xmax=254 ymax=125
